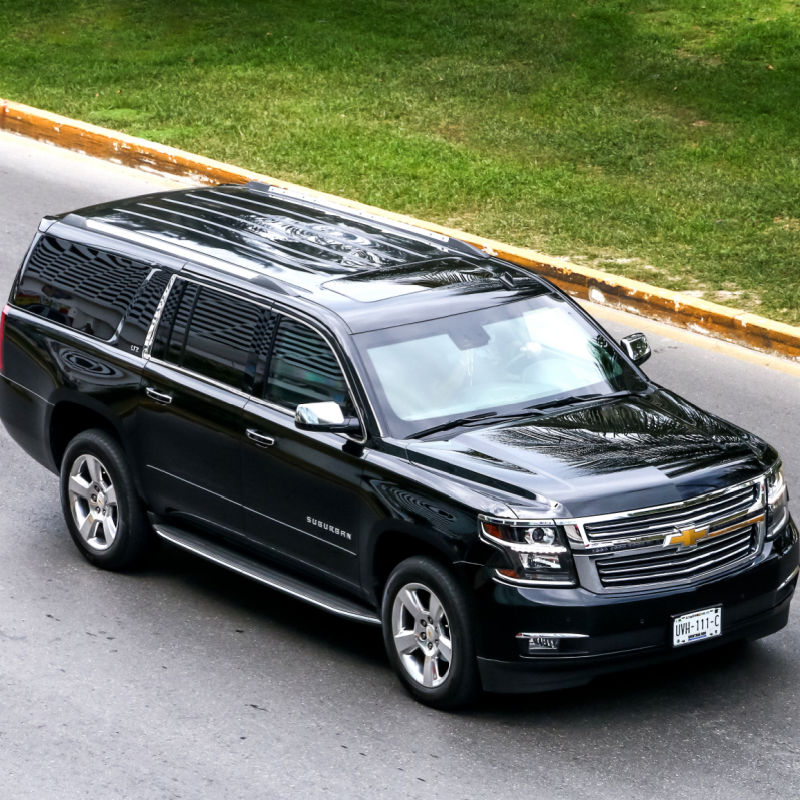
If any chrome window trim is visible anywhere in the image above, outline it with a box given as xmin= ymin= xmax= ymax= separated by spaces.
xmin=142 ymin=273 xmax=177 ymax=358
xmin=142 ymin=275 xmax=376 ymax=445
xmin=145 ymin=356 xmax=254 ymax=402
xmin=242 ymin=394 xmax=295 ymax=418
xmin=267 ymin=303 xmax=380 ymax=443
xmin=143 ymin=274 xmax=268 ymax=400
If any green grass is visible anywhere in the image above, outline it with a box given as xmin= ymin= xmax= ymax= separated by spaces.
xmin=2 ymin=0 xmax=800 ymax=323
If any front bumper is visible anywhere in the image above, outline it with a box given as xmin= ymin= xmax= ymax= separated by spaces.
xmin=474 ymin=518 xmax=799 ymax=693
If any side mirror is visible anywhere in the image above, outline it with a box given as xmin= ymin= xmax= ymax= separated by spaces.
xmin=295 ymin=401 xmax=362 ymax=435
xmin=620 ymin=332 xmax=651 ymax=366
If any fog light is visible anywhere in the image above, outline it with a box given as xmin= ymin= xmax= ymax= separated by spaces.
xmin=518 ymin=634 xmax=561 ymax=653
xmin=516 ymin=632 xmax=589 ymax=655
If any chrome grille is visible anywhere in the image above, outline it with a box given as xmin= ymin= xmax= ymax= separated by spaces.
xmin=594 ymin=524 xmax=756 ymax=588
xmin=583 ymin=483 xmax=756 ymax=542
xmin=576 ymin=480 xmax=766 ymax=592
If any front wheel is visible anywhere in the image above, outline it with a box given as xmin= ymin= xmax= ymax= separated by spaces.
xmin=59 ymin=429 xmax=154 ymax=570
xmin=381 ymin=557 xmax=480 ymax=709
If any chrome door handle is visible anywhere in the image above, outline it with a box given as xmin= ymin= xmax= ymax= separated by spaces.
xmin=145 ymin=387 xmax=173 ymax=405
xmin=246 ymin=429 xmax=275 ymax=448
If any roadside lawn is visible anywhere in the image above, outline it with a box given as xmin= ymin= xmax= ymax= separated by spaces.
xmin=2 ymin=0 xmax=799 ymax=323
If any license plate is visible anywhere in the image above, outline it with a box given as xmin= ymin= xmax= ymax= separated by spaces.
xmin=672 ymin=606 xmax=722 ymax=647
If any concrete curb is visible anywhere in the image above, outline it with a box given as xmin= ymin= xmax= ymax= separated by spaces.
xmin=2 ymin=97 xmax=799 ymax=361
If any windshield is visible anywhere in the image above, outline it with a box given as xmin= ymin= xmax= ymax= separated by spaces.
xmin=354 ymin=293 xmax=647 ymax=438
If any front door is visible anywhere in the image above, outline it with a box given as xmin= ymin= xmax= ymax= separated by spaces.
xmin=240 ymin=314 xmax=367 ymax=588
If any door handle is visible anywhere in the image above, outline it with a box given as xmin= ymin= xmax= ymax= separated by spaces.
xmin=246 ymin=429 xmax=275 ymax=448
xmin=145 ymin=387 xmax=173 ymax=405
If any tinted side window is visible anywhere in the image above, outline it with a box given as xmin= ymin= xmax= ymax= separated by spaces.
xmin=151 ymin=278 xmax=186 ymax=360
xmin=165 ymin=282 xmax=199 ymax=366
xmin=266 ymin=317 xmax=353 ymax=414
xmin=156 ymin=281 xmax=263 ymax=391
xmin=14 ymin=235 xmax=151 ymax=340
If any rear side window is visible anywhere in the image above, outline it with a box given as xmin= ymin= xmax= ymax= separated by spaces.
xmin=154 ymin=280 xmax=264 ymax=391
xmin=266 ymin=317 xmax=354 ymax=414
xmin=13 ymin=235 xmax=151 ymax=341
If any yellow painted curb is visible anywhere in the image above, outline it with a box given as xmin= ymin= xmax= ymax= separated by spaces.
xmin=2 ymin=97 xmax=799 ymax=361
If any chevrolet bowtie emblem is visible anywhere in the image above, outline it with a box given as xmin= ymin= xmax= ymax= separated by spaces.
xmin=664 ymin=524 xmax=711 ymax=549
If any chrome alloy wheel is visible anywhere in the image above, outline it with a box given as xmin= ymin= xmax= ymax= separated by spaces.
xmin=67 ymin=454 xmax=119 ymax=551
xmin=390 ymin=582 xmax=453 ymax=688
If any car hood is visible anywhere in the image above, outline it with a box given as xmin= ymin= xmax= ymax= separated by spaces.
xmin=404 ymin=388 xmax=774 ymax=518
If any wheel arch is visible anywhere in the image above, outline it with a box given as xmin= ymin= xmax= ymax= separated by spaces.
xmin=367 ymin=526 xmax=476 ymax=609
xmin=48 ymin=395 xmax=127 ymax=471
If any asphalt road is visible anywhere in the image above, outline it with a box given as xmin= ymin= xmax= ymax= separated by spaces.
xmin=1 ymin=131 xmax=799 ymax=800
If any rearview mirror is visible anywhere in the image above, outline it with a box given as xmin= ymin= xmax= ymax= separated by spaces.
xmin=620 ymin=332 xmax=651 ymax=365
xmin=295 ymin=402 xmax=362 ymax=434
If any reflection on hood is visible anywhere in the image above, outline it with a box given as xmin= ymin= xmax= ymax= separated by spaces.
xmin=486 ymin=391 xmax=760 ymax=478
xmin=405 ymin=389 xmax=772 ymax=517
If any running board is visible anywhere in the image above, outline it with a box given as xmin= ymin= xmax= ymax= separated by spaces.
xmin=153 ymin=524 xmax=381 ymax=625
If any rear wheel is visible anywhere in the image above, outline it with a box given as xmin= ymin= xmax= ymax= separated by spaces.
xmin=381 ymin=556 xmax=480 ymax=709
xmin=59 ymin=429 xmax=154 ymax=570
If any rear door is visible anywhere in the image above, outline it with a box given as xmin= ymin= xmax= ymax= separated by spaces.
xmin=136 ymin=277 xmax=269 ymax=540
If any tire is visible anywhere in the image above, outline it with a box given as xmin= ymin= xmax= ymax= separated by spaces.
xmin=59 ymin=429 xmax=154 ymax=570
xmin=381 ymin=556 xmax=480 ymax=709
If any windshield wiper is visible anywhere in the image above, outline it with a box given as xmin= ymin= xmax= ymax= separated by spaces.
xmin=408 ymin=411 xmax=499 ymax=439
xmin=408 ymin=391 xmax=635 ymax=439
xmin=409 ymin=406 xmax=556 ymax=439
xmin=524 ymin=389 xmax=632 ymax=414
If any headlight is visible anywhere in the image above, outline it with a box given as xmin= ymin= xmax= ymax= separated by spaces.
xmin=479 ymin=519 xmax=577 ymax=586
xmin=766 ymin=463 xmax=789 ymax=540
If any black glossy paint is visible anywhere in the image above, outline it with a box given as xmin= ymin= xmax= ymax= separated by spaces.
xmin=240 ymin=397 xmax=365 ymax=588
xmin=405 ymin=387 xmax=775 ymax=518
xmin=137 ymin=359 xmax=247 ymax=537
xmin=1 ymin=182 xmax=796 ymax=693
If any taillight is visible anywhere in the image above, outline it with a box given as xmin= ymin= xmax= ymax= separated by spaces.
xmin=0 ymin=304 xmax=8 ymax=373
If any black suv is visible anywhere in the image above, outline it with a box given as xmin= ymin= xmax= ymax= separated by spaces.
xmin=1 ymin=182 xmax=796 ymax=708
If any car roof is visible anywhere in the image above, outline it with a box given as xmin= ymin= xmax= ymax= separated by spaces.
xmin=53 ymin=182 xmax=551 ymax=332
